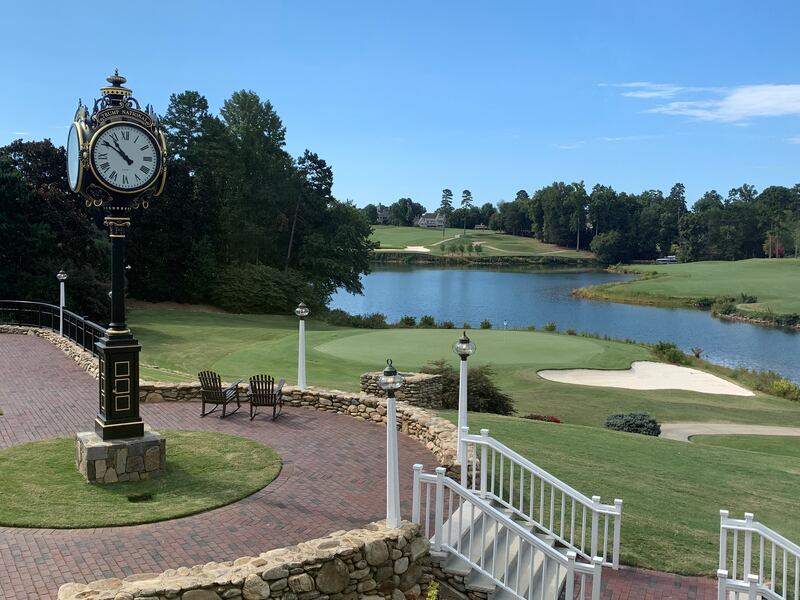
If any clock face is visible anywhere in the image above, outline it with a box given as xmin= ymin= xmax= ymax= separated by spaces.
xmin=66 ymin=123 xmax=81 ymax=192
xmin=90 ymin=123 xmax=160 ymax=192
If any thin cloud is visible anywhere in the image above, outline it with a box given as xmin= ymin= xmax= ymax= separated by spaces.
xmin=11 ymin=131 xmax=28 ymax=135
xmin=787 ymin=136 xmax=800 ymax=144
xmin=599 ymin=82 xmax=718 ymax=99
xmin=553 ymin=141 xmax=584 ymax=150
xmin=607 ymin=82 xmax=800 ymax=123
xmin=599 ymin=134 xmax=658 ymax=142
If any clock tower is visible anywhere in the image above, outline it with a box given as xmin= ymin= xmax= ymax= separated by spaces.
xmin=68 ymin=71 xmax=167 ymax=441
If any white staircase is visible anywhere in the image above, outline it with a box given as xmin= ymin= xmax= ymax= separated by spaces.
xmin=413 ymin=466 xmax=604 ymax=600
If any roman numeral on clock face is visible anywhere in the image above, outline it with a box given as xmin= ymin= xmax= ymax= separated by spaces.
xmin=140 ymin=165 xmax=150 ymax=174
xmin=121 ymin=131 xmax=130 ymax=140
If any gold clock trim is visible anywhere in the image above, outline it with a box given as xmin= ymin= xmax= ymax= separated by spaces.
xmin=154 ymin=130 xmax=168 ymax=197
xmin=87 ymin=122 xmax=163 ymax=195
xmin=68 ymin=122 xmax=85 ymax=193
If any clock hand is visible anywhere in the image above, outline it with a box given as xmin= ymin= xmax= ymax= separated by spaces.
xmin=111 ymin=139 xmax=134 ymax=166
xmin=101 ymin=140 xmax=133 ymax=165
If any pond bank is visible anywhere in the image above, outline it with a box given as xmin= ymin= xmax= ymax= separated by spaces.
xmin=574 ymin=267 xmax=800 ymax=331
xmin=371 ymin=251 xmax=597 ymax=267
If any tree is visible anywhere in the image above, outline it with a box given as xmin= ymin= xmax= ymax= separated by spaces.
xmin=362 ymin=204 xmax=379 ymax=224
xmin=388 ymin=197 xmax=425 ymax=226
xmin=439 ymin=188 xmax=453 ymax=236
xmin=0 ymin=140 xmax=110 ymax=318
xmin=461 ymin=189 xmax=473 ymax=234
xmin=161 ymin=91 xmax=210 ymax=165
xmin=589 ymin=231 xmax=624 ymax=265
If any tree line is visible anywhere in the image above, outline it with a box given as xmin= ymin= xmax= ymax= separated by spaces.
xmin=0 ymin=90 xmax=374 ymax=320
xmin=366 ymin=181 xmax=800 ymax=264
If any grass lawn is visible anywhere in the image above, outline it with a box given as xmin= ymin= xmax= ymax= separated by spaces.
xmin=131 ymin=308 xmax=800 ymax=428
xmin=581 ymin=259 xmax=800 ymax=315
xmin=371 ymin=225 xmax=593 ymax=259
xmin=692 ymin=434 xmax=800 ymax=459
xmin=453 ymin=412 xmax=800 ymax=575
xmin=0 ymin=430 xmax=281 ymax=528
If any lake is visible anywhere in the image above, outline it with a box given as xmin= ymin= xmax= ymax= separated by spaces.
xmin=331 ymin=266 xmax=800 ymax=383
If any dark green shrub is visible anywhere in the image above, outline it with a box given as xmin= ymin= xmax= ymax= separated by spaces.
xmin=462 ymin=322 xmax=472 ymax=329
xmin=565 ymin=329 xmax=577 ymax=335
xmin=527 ymin=325 xmax=536 ymax=331
xmin=652 ymin=341 xmax=690 ymax=365
xmin=475 ymin=244 xmax=483 ymax=253
xmin=480 ymin=319 xmax=492 ymax=329
xmin=739 ymin=293 xmax=758 ymax=304
xmin=212 ymin=263 xmax=310 ymax=314
xmin=440 ymin=321 xmax=455 ymax=329
xmin=711 ymin=298 xmax=736 ymax=315
xmin=605 ymin=413 xmax=661 ymax=436
xmin=421 ymin=359 xmax=515 ymax=415
xmin=543 ymin=322 xmax=557 ymax=332
xmin=419 ymin=315 xmax=436 ymax=328
xmin=398 ymin=315 xmax=417 ymax=328
xmin=322 ymin=309 xmax=387 ymax=328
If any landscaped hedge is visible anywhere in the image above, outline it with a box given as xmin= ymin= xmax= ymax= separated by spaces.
xmin=604 ymin=412 xmax=661 ymax=436
xmin=421 ymin=359 xmax=515 ymax=415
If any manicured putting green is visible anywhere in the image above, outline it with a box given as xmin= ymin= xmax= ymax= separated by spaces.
xmin=313 ymin=328 xmax=623 ymax=367
xmin=0 ymin=430 xmax=281 ymax=528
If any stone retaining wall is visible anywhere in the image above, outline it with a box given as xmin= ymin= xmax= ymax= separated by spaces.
xmin=58 ymin=521 xmax=432 ymax=600
xmin=1 ymin=326 xmax=460 ymax=466
xmin=359 ymin=373 xmax=443 ymax=409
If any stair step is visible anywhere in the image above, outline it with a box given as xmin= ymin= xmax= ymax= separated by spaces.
xmin=442 ymin=553 xmax=472 ymax=577
xmin=464 ymin=570 xmax=496 ymax=593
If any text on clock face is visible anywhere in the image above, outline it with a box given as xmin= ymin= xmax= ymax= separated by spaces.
xmin=92 ymin=124 xmax=158 ymax=189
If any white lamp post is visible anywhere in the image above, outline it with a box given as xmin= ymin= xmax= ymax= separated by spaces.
xmin=379 ymin=358 xmax=404 ymax=528
xmin=453 ymin=332 xmax=476 ymax=463
xmin=294 ymin=302 xmax=309 ymax=390
xmin=56 ymin=269 xmax=68 ymax=336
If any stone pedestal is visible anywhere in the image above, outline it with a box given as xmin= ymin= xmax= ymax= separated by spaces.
xmin=76 ymin=428 xmax=166 ymax=483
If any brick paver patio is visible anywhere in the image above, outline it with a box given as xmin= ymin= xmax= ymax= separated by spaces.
xmin=0 ymin=334 xmax=719 ymax=599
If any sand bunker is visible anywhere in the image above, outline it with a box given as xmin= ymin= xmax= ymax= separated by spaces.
xmin=538 ymin=361 xmax=754 ymax=396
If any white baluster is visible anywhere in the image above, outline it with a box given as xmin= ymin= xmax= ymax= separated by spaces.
xmin=591 ymin=556 xmax=603 ymax=600
xmin=590 ymin=495 xmax=601 ymax=560
xmin=433 ymin=467 xmax=445 ymax=551
xmin=720 ymin=510 xmax=730 ymax=574
xmin=744 ymin=512 xmax=754 ymax=581
xmin=480 ymin=429 xmax=489 ymax=498
xmin=460 ymin=426 xmax=469 ymax=488
xmin=411 ymin=464 xmax=422 ymax=524
xmin=613 ymin=499 xmax=623 ymax=570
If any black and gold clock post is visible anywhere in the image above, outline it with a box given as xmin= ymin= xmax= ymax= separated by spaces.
xmin=67 ymin=71 xmax=167 ymax=442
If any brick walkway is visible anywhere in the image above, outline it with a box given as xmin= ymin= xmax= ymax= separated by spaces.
xmin=0 ymin=334 xmax=719 ymax=600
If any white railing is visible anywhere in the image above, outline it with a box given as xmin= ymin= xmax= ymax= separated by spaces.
xmin=458 ymin=427 xmax=623 ymax=569
xmin=412 ymin=465 xmax=603 ymax=600
xmin=719 ymin=510 xmax=800 ymax=600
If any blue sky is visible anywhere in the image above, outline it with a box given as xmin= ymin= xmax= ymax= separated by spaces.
xmin=1 ymin=1 xmax=798 ymax=209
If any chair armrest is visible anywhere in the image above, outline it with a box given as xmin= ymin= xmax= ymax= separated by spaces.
xmin=225 ymin=379 xmax=242 ymax=391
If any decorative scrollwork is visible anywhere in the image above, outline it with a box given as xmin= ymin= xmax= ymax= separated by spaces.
xmin=86 ymin=183 xmax=112 ymax=207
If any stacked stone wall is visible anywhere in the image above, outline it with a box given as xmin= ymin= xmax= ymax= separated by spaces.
xmin=58 ymin=521 xmax=433 ymax=600
xmin=359 ymin=373 xmax=443 ymax=409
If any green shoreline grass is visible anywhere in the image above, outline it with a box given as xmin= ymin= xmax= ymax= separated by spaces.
xmin=0 ymin=430 xmax=281 ymax=528
xmin=575 ymin=259 xmax=800 ymax=325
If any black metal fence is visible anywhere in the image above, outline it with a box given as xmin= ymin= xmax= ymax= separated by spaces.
xmin=0 ymin=300 xmax=106 ymax=356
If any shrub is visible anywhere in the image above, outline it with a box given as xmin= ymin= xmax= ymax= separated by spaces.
xmin=421 ymin=359 xmax=515 ymax=415
xmin=475 ymin=244 xmax=483 ymax=253
xmin=604 ymin=413 xmax=661 ymax=436
xmin=419 ymin=315 xmax=436 ymax=328
xmin=522 ymin=414 xmax=562 ymax=423
xmin=565 ymin=329 xmax=577 ymax=335
xmin=462 ymin=322 xmax=472 ymax=329
xmin=398 ymin=315 xmax=417 ymax=328
xmin=711 ymin=298 xmax=736 ymax=315
xmin=652 ymin=341 xmax=690 ymax=365
xmin=739 ymin=293 xmax=758 ymax=304
xmin=527 ymin=325 xmax=536 ymax=331
xmin=480 ymin=319 xmax=492 ymax=329
xmin=427 ymin=581 xmax=439 ymax=600
xmin=543 ymin=322 xmax=557 ymax=332
xmin=212 ymin=263 xmax=310 ymax=314
xmin=323 ymin=309 xmax=388 ymax=328
xmin=440 ymin=320 xmax=455 ymax=329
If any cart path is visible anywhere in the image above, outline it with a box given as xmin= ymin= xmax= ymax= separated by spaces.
xmin=660 ymin=422 xmax=800 ymax=442
xmin=0 ymin=333 xmax=720 ymax=600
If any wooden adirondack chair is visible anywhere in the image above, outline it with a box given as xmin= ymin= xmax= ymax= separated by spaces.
xmin=247 ymin=374 xmax=285 ymax=421
xmin=198 ymin=370 xmax=242 ymax=418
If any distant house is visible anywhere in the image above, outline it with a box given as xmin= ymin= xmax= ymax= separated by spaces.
xmin=415 ymin=212 xmax=445 ymax=228
xmin=375 ymin=204 xmax=390 ymax=224
xmin=473 ymin=224 xmax=488 ymax=230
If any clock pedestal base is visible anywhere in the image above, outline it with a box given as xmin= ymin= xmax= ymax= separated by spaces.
xmin=76 ymin=428 xmax=166 ymax=484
